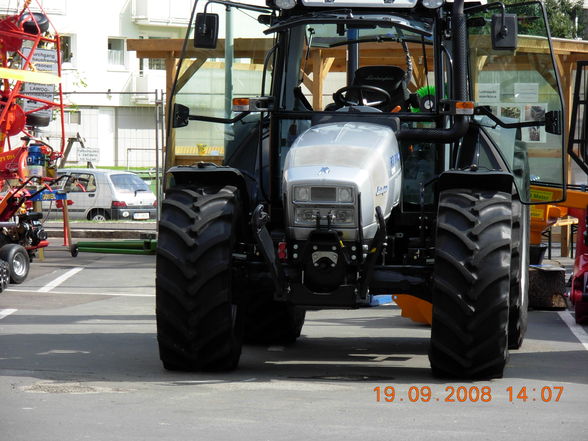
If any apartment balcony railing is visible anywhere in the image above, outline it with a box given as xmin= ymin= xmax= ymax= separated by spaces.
xmin=131 ymin=0 xmax=194 ymax=26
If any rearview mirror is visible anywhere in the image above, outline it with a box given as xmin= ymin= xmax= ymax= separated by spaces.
xmin=492 ymin=13 xmax=518 ymax=50
xmin=545 ymin=110 xmax=562 ymax=135
xmin=194 ymin=13 xmax=219 ymax=49
xmin=173 ymin=104 xmax=190 ymax=128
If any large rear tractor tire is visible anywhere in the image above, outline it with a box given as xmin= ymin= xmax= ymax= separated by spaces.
xmin=508 ymin=198 xmax=529 ymax=349
xmin=244 ymin=279 xmax=306 ymax=344
xmin=156 ymin=185 xmax=243 ymax=371
xmin=430 ymin=188 xmax=512 ymax=379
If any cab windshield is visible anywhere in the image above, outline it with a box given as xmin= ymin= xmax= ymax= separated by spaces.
xmin=265 ymin=13 xmax=433 ymax=40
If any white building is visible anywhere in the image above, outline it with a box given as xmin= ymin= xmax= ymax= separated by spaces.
xmin=0 ymin=0 xmax=267 ymax=167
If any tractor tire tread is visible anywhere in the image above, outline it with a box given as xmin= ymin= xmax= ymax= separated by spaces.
xmin=430 ymin=188 xmax=511 ymax=379
xmin=155 ymin=185 xmax=242 ymax=371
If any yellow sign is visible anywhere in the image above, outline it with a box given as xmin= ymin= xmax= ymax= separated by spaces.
xmin=530 ymin=207 xmax=545 ymax=219
xmin=530 ymin=189 xmax=554 ymax=202
xmin=42 ymin=193 xmax=56 ymax=201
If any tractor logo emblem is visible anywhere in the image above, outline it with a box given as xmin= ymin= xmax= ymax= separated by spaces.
xmin=318 ymin=167 xmax=330 ymax=176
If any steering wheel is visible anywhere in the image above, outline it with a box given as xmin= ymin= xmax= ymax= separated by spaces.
xmin=332 ymin=85 xmax=392 ymax=108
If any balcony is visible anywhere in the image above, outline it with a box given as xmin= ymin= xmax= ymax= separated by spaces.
xmin=132 ymin=0 xmax=194 ymax=27
xmin=132 ymin=71 xmax=166 ymax=104
xmin=0 ymin=0 xmax=66 ymax=14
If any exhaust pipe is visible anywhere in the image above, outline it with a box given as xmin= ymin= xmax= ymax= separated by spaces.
xmin=397 ymin=0 xmax=469 ymax=142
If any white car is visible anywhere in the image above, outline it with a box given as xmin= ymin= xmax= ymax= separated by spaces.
xmin=44 ymin=168 xmax=157 ymax=221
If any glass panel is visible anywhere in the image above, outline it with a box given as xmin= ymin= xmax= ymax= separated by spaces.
xmin=401 ymin=142 xmax=436 ymax=209
xmin=108 ymin=38 xmax=125 ymax=66
xmin=173 ymin=32 xmax=273 ymax=163
xmin=468 ymin=1 xmax=564 ymax=201
xmin=111 ymin=174 xmax=150 ymax=193
xmin=65 ymin=173 xmax=96 ymax=192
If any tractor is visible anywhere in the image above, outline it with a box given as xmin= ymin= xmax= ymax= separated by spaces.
xmin=156 ymin=0 xmax=566 ymax=378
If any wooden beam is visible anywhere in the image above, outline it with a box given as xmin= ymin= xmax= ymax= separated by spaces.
xmin=127 ymin=38 xmax=275 ymax=59
xmin=176 ymin=58 xmax=208 ymax=93
xmin=555 ymin=53 xmax=574 ymax=185
xmin=165 ymin=55 xmax=177 ymax=171
xmin=312 ymin=50 xmax=324 ymax=110
xmin=322 ymin=57 xmax=335 ymax=80
xmin=301 ymin=70 xmax=313 ymax=92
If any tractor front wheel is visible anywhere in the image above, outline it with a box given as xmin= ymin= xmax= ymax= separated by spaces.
xmin=430 ymin=188 xmax=511 ymax=379
xmin=156 ymin=185 xmax=243 ymax=371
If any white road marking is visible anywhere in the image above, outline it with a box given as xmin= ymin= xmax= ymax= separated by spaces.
xmin=0 ymin=309 xmax=17 ymax=320
xmin=6 ymin=288 xmax=153 ymax=298
xmin=558 ymin=310 xmax=588 ymax=352
xmin=37 ymin=267 xmax=85 ymax=293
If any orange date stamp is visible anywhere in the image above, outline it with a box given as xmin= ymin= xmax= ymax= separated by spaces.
xmin=373 ymin=385 xmax=564 ymax=403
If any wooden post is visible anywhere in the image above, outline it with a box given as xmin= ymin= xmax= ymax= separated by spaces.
xmin=312 ymin=50 xmax=324 ymax=110
xmin=164 ymin=54 xmax=177 ymax=173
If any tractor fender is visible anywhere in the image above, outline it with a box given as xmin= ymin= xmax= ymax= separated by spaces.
xmin=166 ymin=164 xmax=252 ymax=217
xmin=437 ymin=170 xmax=514 ymax=195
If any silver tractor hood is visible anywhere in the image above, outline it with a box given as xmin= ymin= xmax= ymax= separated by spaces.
xmin=283 ymin=121 xmax=401 ymax=241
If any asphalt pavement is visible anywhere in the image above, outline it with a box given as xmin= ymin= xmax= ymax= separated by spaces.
xmin=0 ymin=245 xmax=587 ymax=441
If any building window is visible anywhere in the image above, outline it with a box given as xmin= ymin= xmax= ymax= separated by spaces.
xmin=108 ymin=38 xmax=125 ymax=66
xmin=147 ymin=37 xmax=166 ymax=70
xmin=60 ymin=35 xmax=74 ymax=64
xmin=148 ymin=58 xmax=166 ymax=70
xmin=65 ymin=111 xmax=81 ymax=125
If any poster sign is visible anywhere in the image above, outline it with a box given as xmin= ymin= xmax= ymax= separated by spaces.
xmin=77 ymin=148 xmax=100 ymax=163
xmin=477 ymin=83 xmax=500 ymax=103
xmin=21 ymin=48 xmax=58 ymax=119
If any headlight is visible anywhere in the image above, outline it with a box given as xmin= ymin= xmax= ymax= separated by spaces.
xmin=422 ymin=0 xmax=444 ymax=9
xmin=294 ymin=207 xmax=355 ymax=226
xmin=293 ymin=186 xmax=354 ymax=203
xmin=337 ymin=187 xmax=353 ymax=203
xmin=274 ymin=0 xmax=297 ymax=9
xmin=334 ymin=209 xmax=354 ymax=225
xmin=293 ymin=186 xmax=311 ymax=202
xmin=295 ymin=207 xmax=316 ymax=225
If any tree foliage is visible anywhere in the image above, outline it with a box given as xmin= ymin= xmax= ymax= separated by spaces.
xmin=506 ymin=0 xmax=584 ymax=39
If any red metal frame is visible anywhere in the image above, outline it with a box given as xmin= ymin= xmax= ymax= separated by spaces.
xmin=0 ymin=1 xmax=70 ymax=249
xmin=0 ymin=0 xmax=65 ymax=157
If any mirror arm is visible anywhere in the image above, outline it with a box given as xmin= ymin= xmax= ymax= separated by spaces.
xmin=188 ymin=111 xmax=251 ymax=124
xmin=475 ymin=106 xmax=546 ymax=129
xmin=203 ymin=0 xmax=272 ymax=14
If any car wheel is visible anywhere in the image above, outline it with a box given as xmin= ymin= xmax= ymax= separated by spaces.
xmin=0 ymin=244 xmax=30 ymax=284
xmin=89 ymin=210 xmax=109 ymax=221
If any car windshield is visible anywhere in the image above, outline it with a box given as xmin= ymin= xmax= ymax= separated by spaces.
xmin=111 ymin=174 xmax=150 ymax=193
